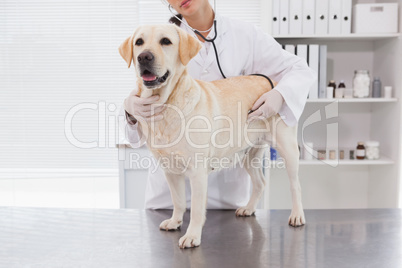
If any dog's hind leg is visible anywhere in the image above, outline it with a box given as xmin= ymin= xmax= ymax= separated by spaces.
xmin=275 ymin=121 xmax=306 ymax=227
xmin=236 ymin=147 xmax=266 ymax=217
xmin=159 ymin=172 xmax=186 ymax=231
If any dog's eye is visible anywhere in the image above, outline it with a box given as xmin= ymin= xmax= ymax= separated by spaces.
xmin=160 ymin=38 xmax=172 ymax=45
xmin=135 ymin=38 xmax=144 ymax=46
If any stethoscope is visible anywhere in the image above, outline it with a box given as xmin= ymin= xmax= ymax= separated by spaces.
xmin=166 ymin=2 xmax=275 ymax=107
xmin=168 ymin=4 xmax=227 ymax=79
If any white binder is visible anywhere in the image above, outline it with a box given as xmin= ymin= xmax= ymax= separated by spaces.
xmin=315 ymin=0 xmax=329 ymax=35
xmin=328 ymin=0 xmax=342 ymax=34
xmin=296 ymin=44 xmax=308 ymax=63
xmin=289 ymin=0 xmax=302 ymax=35
xmin=341 ymin=0 xmax=352 ymax=34
xmin=319 ymin=45 xmax=328 ymax=98
xmin=272 ymin=0 xmax=280 ymax=35
xmin=279 ymin=0 xmax=289 ymax=35
xmin=302 ymin=0 xmax=315 ymax=35
xmin=308 ymin=44 xmax=319 ymax=99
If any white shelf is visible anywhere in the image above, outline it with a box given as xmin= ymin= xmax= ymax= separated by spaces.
xmin=299 ymin=156 xmax=394 ymax=166
xmin=306 ymin=98 xmax=398 ymax=103
xmin=269 ymin=0 xmax=402 ymax=210
xmin=273 ymin=33 xmax=401 ymax=41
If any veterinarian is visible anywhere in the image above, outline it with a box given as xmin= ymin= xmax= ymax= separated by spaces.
xmin=122 ymin=0 xmax=316 ymax=209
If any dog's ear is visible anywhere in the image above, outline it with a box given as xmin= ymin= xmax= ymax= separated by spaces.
xmin=119 ymin=35 xmax=134 ymax=68
xmin=176 ymin=27 xmax=202 ymax=65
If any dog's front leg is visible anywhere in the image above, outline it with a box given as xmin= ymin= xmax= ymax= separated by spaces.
xmin=178 ymin=171 xmax=208 ymax=248
xmin=159 ymin=172 xmax=186 ymax=231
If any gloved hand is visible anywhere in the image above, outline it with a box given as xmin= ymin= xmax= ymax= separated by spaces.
xmin=247 ymin=89 xmax=284 ymax=122
xmin=124 ymin=89 xmax=165 ymax=124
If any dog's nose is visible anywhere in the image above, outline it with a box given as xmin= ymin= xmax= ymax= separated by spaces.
xmin=137 ymin=51 xmax=154 ymax=64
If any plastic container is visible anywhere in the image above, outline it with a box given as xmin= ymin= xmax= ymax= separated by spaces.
xmin=328 ymin=80 xmax=336 ymax=98
xmin=335 ymin=80 xmax=346 ymax=98
xmin=365 ymin=141 xmax=380 ymax=160
xmin=326 ymin=87 xmax=334 ymax=99
xmin=356 ymin=142 xmax=366 ymax=160
xmin=384 ymin=86 xmax=392 ymax=98
xmin=353 ymin=70 xmax=370 ymax=98
xmin=329 ymin=150 xmax=336 ymax=160
xmin=350 ymin=150 xmax=355 ymax=160
xmin=372 ymin=77 xmax=382 ymax=98
xmin=339 ymin=150 xmax=345 ymax=160
xmin=318 ymin=150 xmax=326 ymax=160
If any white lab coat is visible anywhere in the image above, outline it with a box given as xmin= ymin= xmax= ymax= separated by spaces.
xmin=122 ymin=14 xmax=316 ymax=209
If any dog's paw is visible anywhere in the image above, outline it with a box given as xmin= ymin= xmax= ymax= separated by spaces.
xmin=159 ymin=218 xmax=183 ymax=231
xmin=178 ymin=233 xmax=201 ymax=249
xmin=235 ymin=206 xmax=256 ymax=217
xmin=288 ymin=210 xmax=306 ymax=227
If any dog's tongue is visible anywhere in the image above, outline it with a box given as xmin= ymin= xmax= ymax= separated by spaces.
xmin=142 ymin=73 xmax=157 ymax=82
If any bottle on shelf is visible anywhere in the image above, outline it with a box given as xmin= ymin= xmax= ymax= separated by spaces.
xmin=326 ymin=87 xmax=334 ymax=99
xmin=350 ymin=150 xmax=355 ymax=160
xmin=356 ymin=142 xmax=366 ymax=160
xmin=384 ymin=86 xmax=393 ymax=98
xmin=365 ymin=141 xmax=380 ymax=160
xmin=329 ymin=150 xmax=336 ymax=160
xmin=335 ymin=80 xmax=346 ymax=98
xmin=372 ymin=77 xmax=382 ymax=98
xmin=328 ymin=80 xmax=337 ymax=98
xmin=339 ymin=150 xmax=345 ymax=160
xmin=353 ymin=70 xmax=371 ymax=98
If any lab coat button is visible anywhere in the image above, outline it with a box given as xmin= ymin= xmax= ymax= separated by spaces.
xmin=203 ymin=69 xmax=208 ymax=74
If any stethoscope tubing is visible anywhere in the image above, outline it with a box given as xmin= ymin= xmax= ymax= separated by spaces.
xmin=168 ymin=5 xmax=226 ymax=78
xmin=167 ymin=4 xmax=275 ymax=89
xmin=193 ymin=21 xmax=226 ymax=79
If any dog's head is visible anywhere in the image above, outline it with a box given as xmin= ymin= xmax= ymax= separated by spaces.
xmin=119 ymin=24 xmax=201 ymax=90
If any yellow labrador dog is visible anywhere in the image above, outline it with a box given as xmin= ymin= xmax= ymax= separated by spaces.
xmin=119 ymin=25 xmax=305 ymax=248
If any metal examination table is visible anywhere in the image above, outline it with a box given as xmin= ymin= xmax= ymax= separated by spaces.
xmin=1 ymin=207 xmax=401 ymax=267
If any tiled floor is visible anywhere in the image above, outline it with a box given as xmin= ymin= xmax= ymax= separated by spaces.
xmin=0 ymin=177 xmax=119 ymax=209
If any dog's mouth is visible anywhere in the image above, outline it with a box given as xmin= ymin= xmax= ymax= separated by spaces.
xmin=141 ymin=69 xmax=170 ymax=87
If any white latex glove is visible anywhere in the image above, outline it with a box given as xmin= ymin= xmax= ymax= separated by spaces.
xmin=247 ymin=89 xmax=284 ymax=122
xmin=124 ymin=89 xmax=165 ymax=124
